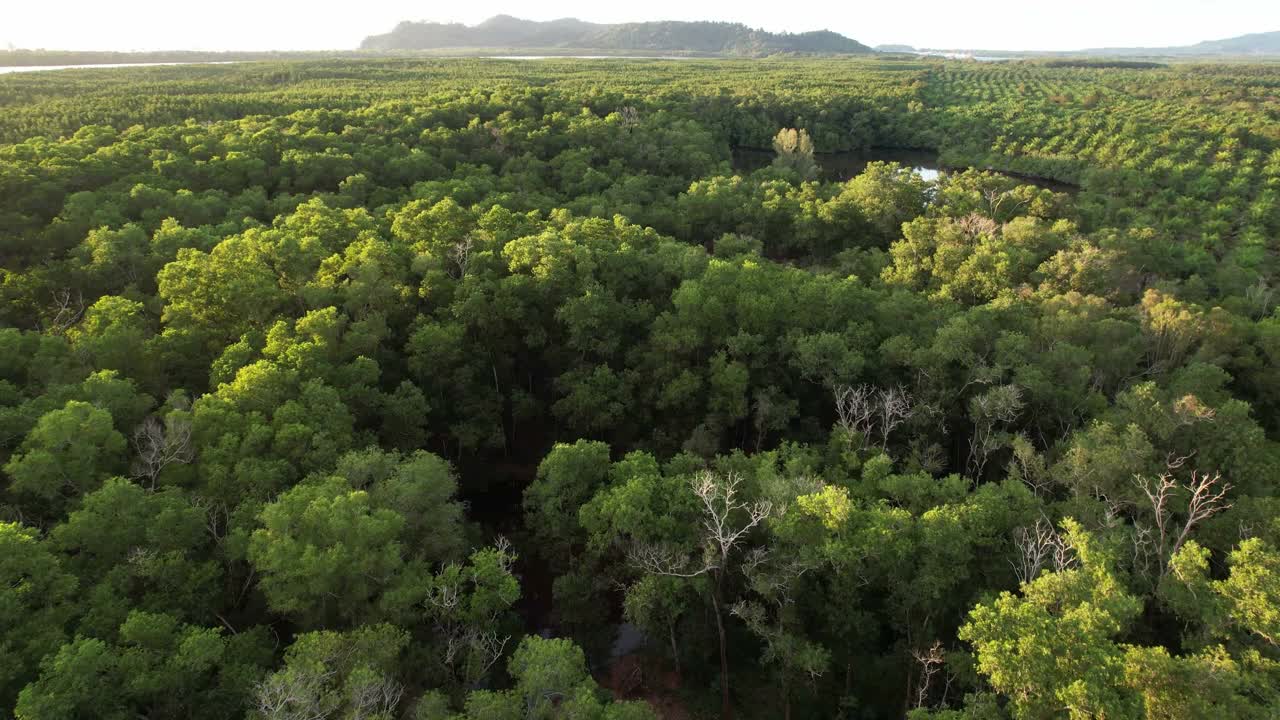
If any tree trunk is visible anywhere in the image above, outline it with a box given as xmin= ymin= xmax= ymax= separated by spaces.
xmin=712 ymin=582 xmax=732 ymax=720
xmin=490 ymin=359 xmax=508 ymax=456
xmin=902 ymin=660 xmax=914 ymax=719
xmin=669 ymin=621 xmax=682 ymax=677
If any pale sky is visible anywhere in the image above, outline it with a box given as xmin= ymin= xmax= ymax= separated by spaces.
xmin=3 ymin=0 xmax=1277 ymax=52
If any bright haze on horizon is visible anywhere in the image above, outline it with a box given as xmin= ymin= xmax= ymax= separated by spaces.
xmin=4 ymin=0 xmax=1277 ymax=53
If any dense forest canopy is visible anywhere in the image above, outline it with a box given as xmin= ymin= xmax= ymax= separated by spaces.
xmin=359 ymin=16 xmax=873 ymax=56
xmin=1 ymin=56 xmax=1279 ymax=719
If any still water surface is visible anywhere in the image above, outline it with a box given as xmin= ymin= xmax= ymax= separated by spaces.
xmin=731 ymin=146 xmax=1078 ymax=192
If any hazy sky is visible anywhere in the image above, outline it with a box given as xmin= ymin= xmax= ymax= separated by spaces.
xmin=4 ymin=0 xmax=1277 ymax=52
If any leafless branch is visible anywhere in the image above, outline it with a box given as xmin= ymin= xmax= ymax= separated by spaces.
xmin=348 ymin=676 xmax=404 ymax=720
xmin=629 ymin=542 xmax=716 ymax=579
xmin=40 ymin=288 xmax=85 ymax=335
xmin=448 ymin=234 xmax=475 ymax=279
xmin=191 ymin=495 xmax=232 ymax=543
xmin=956 ymin=212 xmax=998 ymax=241
xmin=254 ymin=668 xmax=340 ymax=720
xmin=1134 ymin=469 xmax=1232 ymax=578
xmin=692 ymin=471 xmax=772 ymax=563
xmin=834 ymin=384 xmax=876 ymax=442
xmin=833 ymin=384 xmax=914 ymax=450
xmin=878 ymin=387 xmax=914 ymax=449
xmin=911 ymin=641 xmax=946 ymax=709
xmin=967 ymin=384 xmax=1023 ymax=478
xmin=1011 ymin=517 xmax=1076 ymax=584
xmin=130 ymin=412 xmax=194 ymax=489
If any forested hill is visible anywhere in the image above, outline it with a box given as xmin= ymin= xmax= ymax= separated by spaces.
xmin=360 ymin=15 xmax=872 ymax=55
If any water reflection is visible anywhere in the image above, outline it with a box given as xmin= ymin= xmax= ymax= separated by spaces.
xmin=730 ymin=146 xmax=1076 ymax=192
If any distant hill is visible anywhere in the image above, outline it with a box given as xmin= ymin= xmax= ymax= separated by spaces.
xmin=894 ymin=30 xmax=1280 ymax=61
xmin=1082 ymin=30 xmax=1280 ymax=57
xmin=875 ymin=44 xmax=917 ymax=53
xmin=360 ymin=15 xmax=872 ymax=56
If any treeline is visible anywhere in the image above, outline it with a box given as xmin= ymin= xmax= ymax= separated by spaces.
xmin=0 ymin=57 xmax=1278 ymax=719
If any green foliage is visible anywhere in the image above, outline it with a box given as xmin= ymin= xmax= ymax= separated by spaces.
xmin=772 ymin=128 xmax=819 ymax=181
xmin=1219 ymin=539 xmax=1280 ymax=647
xmin=505 ymin=636 xmax=656 ymax=720
xmin=252 ymin=624 xmax=407 ymax=720
xmin=50 ymin=478 xmax=218 ymax=636
xmin=421 ymin=541 xmax=521 ymax=687
xmin=964 ymin=522 xmax=1280 ymax=719
xmin=1 ymin=56 xmax=1278 ymax=720
xmin=524 ymin=440 xmax=612 ymax=570
xmin=16 ymin=611 xmax=270 ymax=720
xmin=961 ymin=520 xmax=1142 ymax=718
xmin=4 ymin=400 xmax=127 ymax=515
xmin=249 ymin=474 xmax=420 ymax=626
xmin=0 ymin=523 xmax=78 ymax=711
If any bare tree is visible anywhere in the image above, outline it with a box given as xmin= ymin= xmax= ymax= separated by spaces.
xmin=910 ymin=641 xmax=946 ymax=710
xmin=191 ymin=494 xmax=232 ymax=544
xmin=1011 ymin=517 xmax=1076 ymax=585
xmin=1007 ymin=434 xmax=1051 ymax=497
xmin=1130 ymin=522 xmax=1156 ymax=581
xmin=693 ymin=472 xmax=772 ymax=565
xmin=131 ymin=405 xmax=195 ymax=490
xmin=956 ymin=212 xmax=999 ymax=241
xmin=967 ymin=384 xmax=1023 ymax=479
xmin=488 ymin=126 xmax=507 ymax=156
xmin=255 ymin=664 xmax=402 ymax=720
xmin=423 ymin=537 xmax=516 ymax=686
xmin=619 ymin=105 xmax=640 ymax=129
xmin=448 ymin=234 xmax=475 ymax=279
xmin=254 ymin=667 xmax=339 ymax=720
xmin=1134 ymin=469 xmax=1232 ymax=578
xmin=347 ymin=676 xmax=404 ymax=720
xmin=628 ymin=471 xmax=771 ymax=720
xmin=832 ymin=384 xmax=914 ymax=450
xmin=878 ymin=387 xmax=913 ymax=449
xmin=730 ymin=546 xmax=826 ymax=720
xmin=833 ymin=385 xmax=876 ymax=443
xmin=981 ymin=188 xmax=1029 ymax=220
xmin=40 ymin=288 xmax=85 ymax=335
